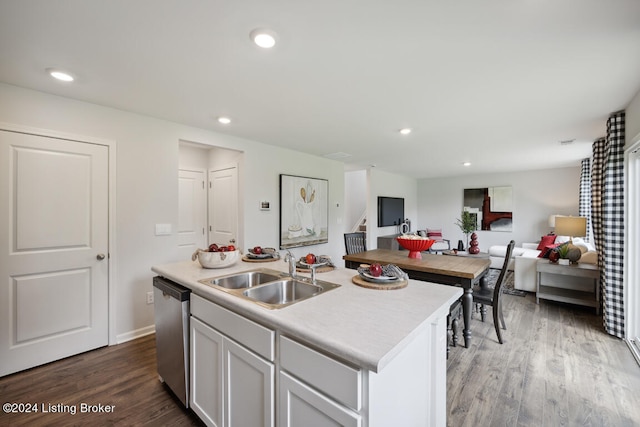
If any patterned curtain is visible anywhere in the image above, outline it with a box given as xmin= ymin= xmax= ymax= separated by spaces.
xmin=579 ymin=158 xmax=592 ymax=241
xmin=591 ymin=111 xmax=625 ymax=339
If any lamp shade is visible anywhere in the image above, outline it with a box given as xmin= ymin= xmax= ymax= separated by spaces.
xmin=548 ymin=214 xmax=563 ymax=228
xmin=554 ymin=216 xmax=586 ymax=237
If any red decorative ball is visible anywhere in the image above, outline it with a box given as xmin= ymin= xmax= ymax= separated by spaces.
xmin=469 ymin=246 xmax=480 ymax=254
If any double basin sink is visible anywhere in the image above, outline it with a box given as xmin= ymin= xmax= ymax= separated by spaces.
xmin=198 ymin=268 xmax=340 ymax=309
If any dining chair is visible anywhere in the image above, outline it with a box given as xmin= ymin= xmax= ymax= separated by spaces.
xmin=473 ymin=240 xmax=515 ymax=344
xmin=418 ymin=229 xmax=450 ymax=253
xmin=344 ymin=232 xmax=366 ymax=255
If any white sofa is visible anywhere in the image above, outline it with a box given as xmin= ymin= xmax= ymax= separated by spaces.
xmin=488 ymin=238 xmax=598 ymax=292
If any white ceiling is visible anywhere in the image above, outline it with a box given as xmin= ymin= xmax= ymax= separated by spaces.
xmin=1 ymin=0 xmax=639 ymax=178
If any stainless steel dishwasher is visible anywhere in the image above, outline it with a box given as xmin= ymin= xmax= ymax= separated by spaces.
xmin=153 ymin=276 xmax=191 ymax=407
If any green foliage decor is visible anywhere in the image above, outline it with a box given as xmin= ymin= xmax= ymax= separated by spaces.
xmin=556 ymin=243 xmax=570 ymax=259
xmin=455 ymin=211 xmax=477 ymax=248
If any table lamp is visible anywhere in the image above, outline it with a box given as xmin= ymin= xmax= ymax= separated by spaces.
xmin=554 ymin=216 xmax=587 ymax=242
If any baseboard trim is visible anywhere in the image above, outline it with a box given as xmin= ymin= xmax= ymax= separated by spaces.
xmin=626 ymin=338 xmax=640 ymax=367
xmin=116 ymin=325 xmax=155 ymax=344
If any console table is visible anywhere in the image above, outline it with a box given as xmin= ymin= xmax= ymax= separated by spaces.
xmin=377 ymin=234 xmax=401 ymax=251
xmin=536 ymin=260 xmax=600 ymax=314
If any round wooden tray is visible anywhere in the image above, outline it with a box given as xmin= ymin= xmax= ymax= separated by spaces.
xmin=241 ymin=255 xmax=280 ymax=263
xmin=351 ymin=274 xmax=408 ymax=290
xmin=295 ymin=264 xmax=335 ymax=273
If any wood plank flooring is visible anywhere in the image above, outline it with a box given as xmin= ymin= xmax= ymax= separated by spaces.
xmin=0 ymin=292 xmax=638 ymax=426
xmin=0 ymin=334 xmax=203 ymax=426
xmin=447 ymin=292 xmax=640 ymax=427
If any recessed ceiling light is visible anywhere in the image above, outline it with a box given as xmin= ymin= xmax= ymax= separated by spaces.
xmin=217 ymin=116 xmax=231 ymax=125
xmin=463 ymin=162 xmax=471 ymax=167
xmin=46 ymin=68 xmax=74 ymax=82
xmin=399 ymin=128 xmax=412 ymax=135
xmin=250 ymin=28 xmax=277 ymax=48
xmin=559 ymin=139 xmax=576 ymax=145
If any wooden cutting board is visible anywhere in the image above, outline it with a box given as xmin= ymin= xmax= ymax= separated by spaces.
xmin=351 ymin=275 xmax=408 ymax=290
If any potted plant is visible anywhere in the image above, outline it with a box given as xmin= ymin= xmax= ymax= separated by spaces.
xmin=455 ymin=211 xmax=477 ymax=250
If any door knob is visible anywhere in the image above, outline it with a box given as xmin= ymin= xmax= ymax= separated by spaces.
xmin=96 ymin=253 xmax=106 ymax=260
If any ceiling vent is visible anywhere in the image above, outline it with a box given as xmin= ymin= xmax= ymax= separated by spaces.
xmin=559 ymin=139 xmax=576 ymax=145
xmin=324 ymin=152 xmax=352 ymax=160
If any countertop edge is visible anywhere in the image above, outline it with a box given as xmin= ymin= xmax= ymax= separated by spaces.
xmin=151 ymin=261 xmax=462 ymax=373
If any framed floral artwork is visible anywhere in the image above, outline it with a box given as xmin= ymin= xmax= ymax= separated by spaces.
xmin=279 ymin=174 xmax=328 ymax=249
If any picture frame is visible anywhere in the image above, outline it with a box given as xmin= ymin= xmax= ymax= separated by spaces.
xmin=279 ymin=174 xmax=328 ymax=249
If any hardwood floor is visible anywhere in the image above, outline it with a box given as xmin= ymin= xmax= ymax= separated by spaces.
xmin=447 ymin=292 xmax=640 ymax=427
xmin=0 ymin=293 xmax=638 ymax=426
xmin=0 ymin=334 xmax=203 ymax=426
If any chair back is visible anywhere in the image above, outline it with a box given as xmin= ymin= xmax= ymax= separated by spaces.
xmin=493 ymin=240 xmax=515 ymax=301
xmin=344 ymin=232 xmax=366 ymax=254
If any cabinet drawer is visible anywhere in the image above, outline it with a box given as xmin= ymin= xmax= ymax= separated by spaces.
xmin=279 ymin=336 xmax=361 ymax=411
xmin=191 ymin=294 xmax=275 ymax=361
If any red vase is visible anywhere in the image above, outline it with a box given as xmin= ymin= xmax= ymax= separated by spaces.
xmin=468 ymin=233 xmax=480 ymax=254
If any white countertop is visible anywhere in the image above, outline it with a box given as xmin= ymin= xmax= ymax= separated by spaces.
xmin=152 ymin=259 xmax=462 ymax=373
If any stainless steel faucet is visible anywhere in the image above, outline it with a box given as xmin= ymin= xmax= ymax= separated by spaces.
xmin=309 ymin=264 xmax=318 ymax=284
xmin=284 ymin=250 xmax=297 ymax=278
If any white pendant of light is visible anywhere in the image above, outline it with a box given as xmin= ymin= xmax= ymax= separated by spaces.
xmin=250 ymin=28 xmax=277 ymax=48
xmin=46 ymin=68 xmax=75 ymax=82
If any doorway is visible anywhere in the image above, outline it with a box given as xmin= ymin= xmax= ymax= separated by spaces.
xmin=178 ymin=142 xmax=242 ymax=253
xmin=626 ymin=138 xmax=640 ymax=364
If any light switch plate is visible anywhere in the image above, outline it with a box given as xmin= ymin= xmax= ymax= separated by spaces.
xmin=155 ymin=223 xmax=172 ymax=236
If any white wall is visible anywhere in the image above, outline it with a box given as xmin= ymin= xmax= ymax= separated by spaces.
xmin=345 ymin=170 xmax=367 ymax=232
xmin=627 ymin=87 xmax=640 ymax=144
xmin=417 ymin=167 xmax=581 ymax=251
xmin=178 ymin=143 xmax=209 ymax=170
xmin=0 ymin=83 xmax=346 ymax=342
xmin=367 ymin=169 xmax=418 ymax=249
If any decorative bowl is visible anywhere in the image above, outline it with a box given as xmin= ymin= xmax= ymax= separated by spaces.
xmin=396 ymin=236 xmax=436 ymax=259
xmin=194 ymin=249 xmax=240 ymax=268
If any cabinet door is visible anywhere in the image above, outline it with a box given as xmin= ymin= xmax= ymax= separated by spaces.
xmin=224 ymin=338 xmax=274 ymax=427
xmin=279 ymin=372 xmax=361 ymax=427
xmin=190 ymin=317 xmax=224 ymax=427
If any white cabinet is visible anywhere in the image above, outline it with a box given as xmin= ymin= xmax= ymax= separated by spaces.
xmin=190 ymin=294 xmax=274 ymax=427
xmin=189 ymin=294 xmax=447 ymax=427
xmin=224 ymin=338 xmax=274 ymax=427
xmin=279 ymin=371 xmax=361 ymax=427
xmin=279 ymin=336 xmax=362 ymax=427
xmin=190 ymin=316 xmax=223 ymax=427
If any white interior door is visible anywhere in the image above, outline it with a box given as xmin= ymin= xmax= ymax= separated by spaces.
xmin=178 ymin=169 xmax=206 ymax=258
xmin=209 ymin=165 xmax=238 ymax=246
xmin=0 ymin=130 xmax=109 ymax=376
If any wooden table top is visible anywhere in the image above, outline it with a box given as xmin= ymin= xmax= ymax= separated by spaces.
xmin=343 ymin=249 xmax=491 ymax=280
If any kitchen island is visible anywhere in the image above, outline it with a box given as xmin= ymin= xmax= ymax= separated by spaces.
xmin=152 ymin=259 xmax=462 ymax=427
xmin=343 ymin=249 xmax=491 ymax=348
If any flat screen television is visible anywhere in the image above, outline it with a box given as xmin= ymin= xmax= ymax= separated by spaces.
xmin=377 ymin=196 xmax=404 ymax=227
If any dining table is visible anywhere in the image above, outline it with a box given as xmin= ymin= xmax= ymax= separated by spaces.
xmin=343 ymin=248 xmax=492 ymax=348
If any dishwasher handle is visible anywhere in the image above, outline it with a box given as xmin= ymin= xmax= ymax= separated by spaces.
xmin=153 ymin=277 xmax=191 ymax=301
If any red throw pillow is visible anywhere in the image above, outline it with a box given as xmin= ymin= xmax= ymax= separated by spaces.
xmin=538 ymin=243 xmax=561 ymax=258
xmin=537 ymin=234 xmax=557 ymax=251
xmin=426 ymin=229 xmax=443 ymax=242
